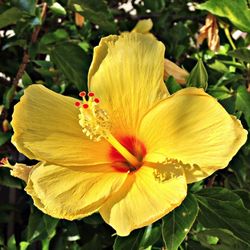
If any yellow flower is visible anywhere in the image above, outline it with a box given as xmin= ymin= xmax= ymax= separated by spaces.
xmin=11 ymin=33 xmax=247 ymax=236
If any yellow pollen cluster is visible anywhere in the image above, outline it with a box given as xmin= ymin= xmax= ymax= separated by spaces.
xmin=75 ymin=92 xmax=111 ymax=141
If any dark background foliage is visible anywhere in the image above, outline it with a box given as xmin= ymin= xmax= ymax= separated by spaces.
xmin=0 ymin=0 xmax=250 ymax=249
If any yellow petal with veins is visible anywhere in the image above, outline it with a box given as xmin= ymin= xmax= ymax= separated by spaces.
xmin=88 ymin=33 xmax=169 ymax=135
xmin=139 ymin=88 xmax=247 ymax=183
xmin=25 ymin=163 xmax=128 ymax=220
xmin=100 ymin=156 xmax=187 ymax=236
xmin=11 ymin=85 xmax=111 ymax=167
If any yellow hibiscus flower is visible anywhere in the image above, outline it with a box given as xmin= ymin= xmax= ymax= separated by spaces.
xmin=8 ymin=33 xmax=247 ymax=236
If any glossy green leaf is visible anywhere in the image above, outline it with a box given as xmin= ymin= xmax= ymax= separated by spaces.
xmin=195 ymin=187 xmax=250 ymax=246
xmin=7 ymin=235 xmax=16 ymax=250
xmin=39 ymin=29 xmax=69 ymax=46
xmin=162 ymin=193 xmax=199 ymax=250
xmin=165 ymin=76 xmax=182 ymax=94
xmin=230 ymin=153 xmax=249 ymax=188
xmin=43 ymin=214 xmax=59 ymax=239
xmin=50 ymin=2 xmax=67 ymax=16
xmin=22 ymin=71 xmax=32 ymax=87
xmin=114 ymin=224 xmax=161 ymax=250
xmin=207 ymin=86 xmax=232 ymax=100
xmin=228 ymin=48 xmax=250 ymax=63
xmin=0 ymin=131 xmax=11 ymax=146
xmin=143 ymin=0 xmax=165 ymax=12
xmin=186 ymin=59 xmax=208 ymax=90
xmin=197 ymin=229 xmax=250 ymax=250
xmin=27 ymin=208 xmax=58 ymax=243
xmin=50 ymin=43 xmax=90 ymax=90
xmin=236 ymin=85 xmax=250 ymax=127
xmin=3 ymin=85 xmax=16 ymax=109
xmin=198 ymin=0 xmax=250 ymax=32
xmin=11 ymin=0 xmax=36 ymax=15
xmin=208 ymin=60 xmax=228 ymax=73
xmin=0 ymin=168 xmax=22 ymax=189
xmin=19 ymin=241 xmax=29 ymax=250
xmin=0 ymin=7 xmax=24 ymax=29
xmin=70 ymin=0 xmax=117 ymax=33
xmin=234 ymin=189 xmax=250 ymax=210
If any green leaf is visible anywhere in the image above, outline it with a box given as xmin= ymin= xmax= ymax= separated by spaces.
xmin=197 ymin=0 xmax=250 ymax=33
xmin=43 ymin=214 xmax=59 ymax=239
xmin=207 ymin=86 xmax=232 ymax=100
xmin=0 ymin=131 xmax=11 ymax=146
xmin=19 ymin=241 xmax=29 ymax=250
xmin=0 ymin=168 xmax=22 ymax=189
xmin=0 ymin=7 xmax=24 ymax=29
xmin=27 ymin=208 xmax=58 ymax=243
xmin=22 ymin=71 xmax=32 ymax=87
xmin=234 ymin=189 xmax=250 ymax=210
xmin=230 ymin=153 xmax=249 ymax=188
xmin=186 ymin=59 xmax=208 ymax=90
xmin=207 ymin=60 xmax=228 ymax=73
xmin=7 ymin=235 xmax=16 ymax=250
xmin=70 ymin=0 xmax=117 ymax=33
xmin=195 ymin=187 xmax=250 ymax=246
xmin=228 ymin=48 xmax=250 ymax=63
xmin=50 ymin=2 xmax=67 ymax=16
xmin=11 ymin=0 xmax=36 ymax=15
xmin=114 ymin=230 xmax=144 ymax=250
xmin=50 ymin=43 xmax=90 ymax=90
xmin=165 ymin=76 xmax=182 ymax=94
xmin=139 ymin=224 xmax=161 ymax=248
xmin=82 ymin=234 xmax=102 ymax=250
xmin=162 ymin=193 xmax=199 ymax=250
xmin=197 ymin=229 xmax=250 ymax=250
xmin=2 ymin=39 xmax=27 ymax=50
xmin=143 ymin=0 xmax=165 ymax=12
xmin=114 ymin=224 xmax=161 ymax=250
xmin=236 ymin=85 xmax=250 ymax=127
xmin=39 ymin=29 xmax=69 ymax=46
xmin=3 ymin=85 xmax=16 ymax=109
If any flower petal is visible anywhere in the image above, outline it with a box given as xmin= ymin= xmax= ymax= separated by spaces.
xmin=131 ymin=19 xmax=153 ymax=34
xmin=139 ymin=88 xmax=248 ymax=183
xmin=164 ymin=59 xmax=189 ymax=84
xmin=99 ymin=159 xmax=187 ymax=236
xmin=25 ymin=163 xmax=128 ymax=220
xmin=12 ymin=85 xmax=111 ymax=166
xmin=88 ymin=33 xmax=169 ymax=135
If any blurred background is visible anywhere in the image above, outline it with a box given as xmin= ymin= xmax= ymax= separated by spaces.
xmin=0 ymin=0 xmax=250 ymax=249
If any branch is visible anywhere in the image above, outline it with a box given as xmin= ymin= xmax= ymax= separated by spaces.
xmin=9 ymin=2 xmax=47 ymax=103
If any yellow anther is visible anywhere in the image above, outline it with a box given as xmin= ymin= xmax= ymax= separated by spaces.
xmin=75 ymin=91 xmax=141 ymax=167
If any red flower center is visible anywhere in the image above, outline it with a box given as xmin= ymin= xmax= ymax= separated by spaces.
xmin=109 ymin=136 xmax=147 ymax=173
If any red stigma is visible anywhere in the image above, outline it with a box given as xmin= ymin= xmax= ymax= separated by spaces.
xmin=88 ymin=92 xmax=94 ymax=97
xmin=75 ymin=101 xmax=81 ymax=107
xmin=94 ymin=98 xmax=100 ymax=103
xmin=83 ymin=104 xmax=89 ymax=109
xmin=79 ymin=91 xmax=86 ymax=97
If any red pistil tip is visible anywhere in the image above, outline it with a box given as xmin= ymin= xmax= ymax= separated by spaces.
xmin=88 ymin=92 xmax=94 ymax=97
xmin=79 ymin=91 xmax=86 ymax=97
xmin=83 ymin=103 xmax=89 ymax=109
xmin=0 ymin=157 xmax=8 ymax=165
xmin=75 ymin=101 xmax=81 ymax=107
xmin=94 ymin=98 xmax=100 ymax=103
